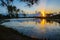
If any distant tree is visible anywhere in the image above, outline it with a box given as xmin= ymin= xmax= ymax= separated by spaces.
xmin=0 ymin=14 xmax=3 ymax=18
xmin=13 ymin=6 xmax=20 ymax=18
xmin=23 ymin=14 xmax=26 ymax=17
xmin=0 ymin=14 xmax=2 ymax=16
xmin=21 ymin=10 xmax=26 ymax=17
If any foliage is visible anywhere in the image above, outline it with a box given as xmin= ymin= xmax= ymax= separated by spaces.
xmin=0 ymin=0 xmax=39 ymax=18
xmin=20 ymin=0 xmax=39 ymax=7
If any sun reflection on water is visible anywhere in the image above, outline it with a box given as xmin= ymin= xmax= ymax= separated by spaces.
xmin=40 ymin=19 xmax=46 ymax=33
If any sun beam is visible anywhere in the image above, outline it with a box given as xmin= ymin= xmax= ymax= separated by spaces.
xmin=40 ymin=0 xmax=47 ymax=17
xmin=41 ymin=10 xmax=46 ymax=17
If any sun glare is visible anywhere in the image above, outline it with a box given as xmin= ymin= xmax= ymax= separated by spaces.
xmin=40 ymin=0 xmax=47 ymax=17
xmin=41 ymin=10 xmax=46 ymax=17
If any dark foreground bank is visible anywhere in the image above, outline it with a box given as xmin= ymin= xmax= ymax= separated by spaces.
xmin=0 ymin=25 xmax=48 ymax=40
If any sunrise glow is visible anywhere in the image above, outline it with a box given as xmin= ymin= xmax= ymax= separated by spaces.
xmin=40 ymin=0 xmax=47 ymax=17
xmin=41 ymin=10 xmax=46 ymax=17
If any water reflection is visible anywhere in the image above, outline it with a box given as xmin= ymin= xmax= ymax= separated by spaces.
xmin=38 ymin=19 xmax=46 ymax=34
xmin=1 ymin=18 xmax=60 ymax=39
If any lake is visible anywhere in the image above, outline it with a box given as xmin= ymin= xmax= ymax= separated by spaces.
xmin=0 ymin=18 xmax=60 ymax=40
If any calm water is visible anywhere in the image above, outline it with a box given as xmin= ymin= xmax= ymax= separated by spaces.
xmin=1 ymin=18 xmax=60 ymax=40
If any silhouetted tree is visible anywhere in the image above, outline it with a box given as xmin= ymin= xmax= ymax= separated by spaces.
xmin=21 ymin=10 xmax=26 ymax=17
xmin=13 ymin=6 xmax=20 ymax=18
xmin=0 ymin=0 xmax=39 ymax=18
xmin=0 ymin=14 xmax=3 ymax=18
xmin=20 ymin=0 xmax=39 ymax=7
xmin=0 ymin=0 xmax=14 ymax=18
xmin=0 ymin=0 xmax=20 ymax=18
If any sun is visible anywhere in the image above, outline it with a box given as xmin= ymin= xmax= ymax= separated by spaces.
xmin=41 ymin=10 xmax=46 ymax=17
xmin=42 ymin=12 xmax=45 ymax=17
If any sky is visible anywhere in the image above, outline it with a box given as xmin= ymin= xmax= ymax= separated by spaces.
xmin=0 ymin=0 xmax=60 ymax=15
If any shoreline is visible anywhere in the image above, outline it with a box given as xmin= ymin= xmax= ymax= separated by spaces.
xmin=0 ymin=25 xmax=42 ymax=40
